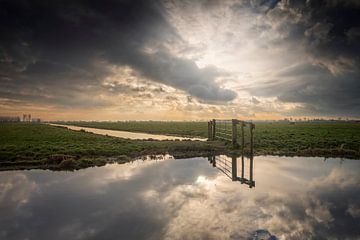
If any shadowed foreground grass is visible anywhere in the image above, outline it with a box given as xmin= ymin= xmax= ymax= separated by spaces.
xmin=65 ymin=121 xmax=360 ymax=158
xmin=0 ymin=123 xmax=226 ymax=170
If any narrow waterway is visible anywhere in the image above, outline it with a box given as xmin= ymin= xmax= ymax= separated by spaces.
xmin=49 ymin=123 xmax=206 ymax=141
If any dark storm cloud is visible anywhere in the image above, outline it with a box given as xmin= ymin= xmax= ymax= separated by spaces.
xmin=248 ymin=0 xmax=360 ymax=116
xmin=248 ymin=63 xmax=360 ymax=116
xmin=0 ymin=0 xmax=236 ymax=108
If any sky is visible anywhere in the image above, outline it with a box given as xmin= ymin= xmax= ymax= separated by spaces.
xmin=0 ymin=0 xmax=359 ymax=121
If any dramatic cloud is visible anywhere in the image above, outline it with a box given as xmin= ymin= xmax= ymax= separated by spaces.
xmin=245 ymin=0 xmax=360 ymax=116
xmin=0 ymin=0 xmax=237 ymax=111
xmin=0 ymin=0 xmax=359 ymax=119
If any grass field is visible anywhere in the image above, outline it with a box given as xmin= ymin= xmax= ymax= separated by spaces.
xmin=64 ymin=121 xmax=360 ymax=158
xmin=1 ymin=121 xmax=359 ymax=170
xmin=0 ymin=123 xmax=225 ymax=170
xmin=252 ymin=122 xmax=360 ymax=157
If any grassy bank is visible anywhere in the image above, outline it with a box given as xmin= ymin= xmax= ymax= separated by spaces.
xmin=253 ymin=122 xmax=360 ymax=158
xmin=0 ymin=123 xmax=226 ymax=171
xmin=1 ymin=121 xmax=359 ymax=171
xmin=63 ymin=121 xmax=360 ymax=158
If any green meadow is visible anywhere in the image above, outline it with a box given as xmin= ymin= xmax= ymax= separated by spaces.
xmin=66 ymin=121 xmax=360 ymax=158
xmin=0 ymin=121 xmax=359 ymax=170
xmin=0 ymin=123 xmax=225 ymax=170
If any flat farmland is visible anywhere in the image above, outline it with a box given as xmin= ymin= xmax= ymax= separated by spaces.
xmin=65 ymin=121 xmax=360 ymax=158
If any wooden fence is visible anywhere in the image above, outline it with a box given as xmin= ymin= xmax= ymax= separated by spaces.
xmin=208 ymin=154 xmax=255 ymax=188
xmin=208 ymin=119 xmax=255 ymax=150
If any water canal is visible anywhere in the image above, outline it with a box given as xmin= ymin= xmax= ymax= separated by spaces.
xmin=0 ymin=155 xmax=359 ymax=239
xmin=49 ymin=124 xmax=207 ymax=141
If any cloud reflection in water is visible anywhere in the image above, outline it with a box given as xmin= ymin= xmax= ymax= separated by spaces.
xmin=0 ymin=156 xmax=359 ymax=240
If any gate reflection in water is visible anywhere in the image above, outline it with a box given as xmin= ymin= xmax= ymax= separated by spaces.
xmin=208 ymin=154 xmax=255 ymax=188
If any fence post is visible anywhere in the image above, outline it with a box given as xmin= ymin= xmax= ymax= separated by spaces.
xmin=249 ymin=152 xmax=254 ymax=188
xmin=212 ymin=119 xmax=216 ymax=140
xmin=231 ymin=155 xmax=237 ymax=181
xmin=232 ymin=119 xmax=237 ymax=147
xmin=208 ymin=121 xmax=212 ymax=141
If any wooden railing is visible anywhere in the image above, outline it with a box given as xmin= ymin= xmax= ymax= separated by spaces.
xmin=208 ymin=119 xmax=255 ymax=150
xmin=208 ymin=154 xmax=255 ymax=188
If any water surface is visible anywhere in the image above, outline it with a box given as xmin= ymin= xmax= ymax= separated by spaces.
xmin=49 ymin=123 xmax=206 ymax=141
xmin=0 ymin=155 xmax=359 ymax=239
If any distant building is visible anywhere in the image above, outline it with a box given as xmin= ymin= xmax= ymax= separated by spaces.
xmin=0 ymin=116 xmax=21 ymax=122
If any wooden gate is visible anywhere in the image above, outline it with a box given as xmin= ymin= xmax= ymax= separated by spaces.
xmin=208 ymin=154 xmax=255 ymax=188
xmin=208 ymin=119 xmax=255 ymax=150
